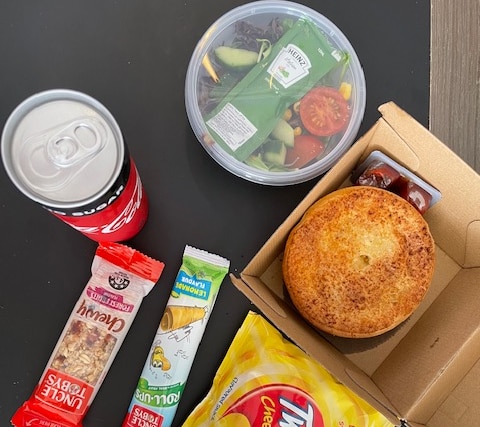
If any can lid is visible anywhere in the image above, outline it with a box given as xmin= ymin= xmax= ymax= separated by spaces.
xmin=1 ymin=89 xmax=124 ymax=208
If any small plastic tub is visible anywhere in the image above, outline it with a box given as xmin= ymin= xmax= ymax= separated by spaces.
xmin=185 ymin=0 xmax=366 ymax=185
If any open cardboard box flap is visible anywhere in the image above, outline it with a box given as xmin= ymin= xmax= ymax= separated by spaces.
xmin=230 ymin=102 xmax=480 ymax=426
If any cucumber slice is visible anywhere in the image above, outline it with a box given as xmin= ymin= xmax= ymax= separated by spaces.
xmin=271 ymin=118 xmax=294 ymax=147
xmin=263 ymin=140 xmax=287 ymax=166
xmin=214 ymin=46 xmax=258 ymax=70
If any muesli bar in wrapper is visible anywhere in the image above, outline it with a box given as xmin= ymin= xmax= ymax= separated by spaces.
xmin=11 ymin=242 xmax=165 ymax=427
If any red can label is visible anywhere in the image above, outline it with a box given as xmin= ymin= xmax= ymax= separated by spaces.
xmin=47 ymin=157 xmax=148 ymax=242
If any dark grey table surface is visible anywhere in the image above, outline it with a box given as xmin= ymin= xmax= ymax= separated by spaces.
xmin=0 ymin=1 xmax=429 ymax=426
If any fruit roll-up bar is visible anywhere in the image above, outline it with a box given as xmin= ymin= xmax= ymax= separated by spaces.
xmin=122 ymin=245 xmax=230 ymax=427
xmin=11 ymin=242 xmax=165 ymax=427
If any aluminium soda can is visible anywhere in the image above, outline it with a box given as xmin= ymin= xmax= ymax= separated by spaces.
xmin=1 ymin=89 xmax=149 ymax=242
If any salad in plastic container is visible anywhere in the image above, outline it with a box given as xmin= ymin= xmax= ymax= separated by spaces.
xmin=185 ymin=0 xmax=366 ymax=185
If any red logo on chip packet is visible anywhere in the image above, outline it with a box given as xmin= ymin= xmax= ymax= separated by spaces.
xmin=222 ymin=384 xmax=324 ymax=427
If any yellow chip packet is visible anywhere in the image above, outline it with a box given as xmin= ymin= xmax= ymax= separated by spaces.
xmin=182 ymin=311 xmax=398 ymax=427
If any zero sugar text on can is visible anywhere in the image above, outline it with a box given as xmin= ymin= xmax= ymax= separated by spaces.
xmin=1 ymin=89 xmax=149 ymax=242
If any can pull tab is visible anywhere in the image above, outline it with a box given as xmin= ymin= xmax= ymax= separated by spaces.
xmin=46 ymin=118 xmax=107 ymax=167
xmin=19 ymin=117 xmax=108 ymax=192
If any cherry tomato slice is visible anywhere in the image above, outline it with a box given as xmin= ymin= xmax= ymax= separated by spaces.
xmin=285 ymin=135 xmax=325 ymax=168
xmin=299 ymin=86 xmax=350 ymax=137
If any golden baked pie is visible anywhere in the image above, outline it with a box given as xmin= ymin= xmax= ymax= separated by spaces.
xmin=282 ymin=186 xmax=435 ymax=338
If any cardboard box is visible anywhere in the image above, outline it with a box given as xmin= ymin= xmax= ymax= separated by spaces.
xmin=230 ymin=102 xmax=480 ymax=426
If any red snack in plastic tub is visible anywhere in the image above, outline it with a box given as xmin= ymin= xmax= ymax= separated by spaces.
xmin=391 ymin=176 xmax=433 ymax=215
xmin=11 ymin=242 xmax=165 ymax=427
xmin=356 ymin=159 xmax=401 ymax=189
xmin=353 ymin=150 xmax=441 ymax=214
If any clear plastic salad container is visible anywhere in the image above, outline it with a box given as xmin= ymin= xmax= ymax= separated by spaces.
xmin=185 ymin=0 xmax=366 ymax=185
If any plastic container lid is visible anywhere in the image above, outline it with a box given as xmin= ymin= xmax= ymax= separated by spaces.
xmin=185 ymin=0 xmax=366 ymax=185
